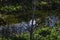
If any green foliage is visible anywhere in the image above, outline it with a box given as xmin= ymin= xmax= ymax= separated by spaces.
xmin=0 ymin=27 xmax=60 ymax=40
xmin=33 ymin=27 xmax=59 ymax=40
xmin=0 ymin=0 xmax=60 ymax=40
xmin=0 ymin=0 xmax=60 ymax=22
xmin=39 ymin=30 xmax=51 ymax=37
xmin=0 ymin=5 xmax=22 ymax=12
xmin=4 ymin=15 xmax=19 ymax=24
xmin=11 ymin=36 xmax=27 ymax=40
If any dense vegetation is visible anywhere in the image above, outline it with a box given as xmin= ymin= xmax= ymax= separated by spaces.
xmin=0 ymin=0 xmax=60 ymax=40
xmin=0 ymin=0 xmax=60 ymax=25
xmin=0 ymin=26 xmax=60 ymax=40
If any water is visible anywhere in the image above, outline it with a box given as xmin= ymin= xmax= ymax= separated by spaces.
xmin=45 ymin=16 xmax=58 ymax=27
xmin=0 ymin=19 xmax=37 ymax=34
xmin=0 ymin=16 xmax=58 ymax=34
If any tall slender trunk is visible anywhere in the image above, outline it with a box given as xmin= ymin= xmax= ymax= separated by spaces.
xmin=30 ymin=0 xmax=36 ymax=40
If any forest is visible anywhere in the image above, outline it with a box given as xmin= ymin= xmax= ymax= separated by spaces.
xmin=0 ymin=0 xmax=60 ymax=40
